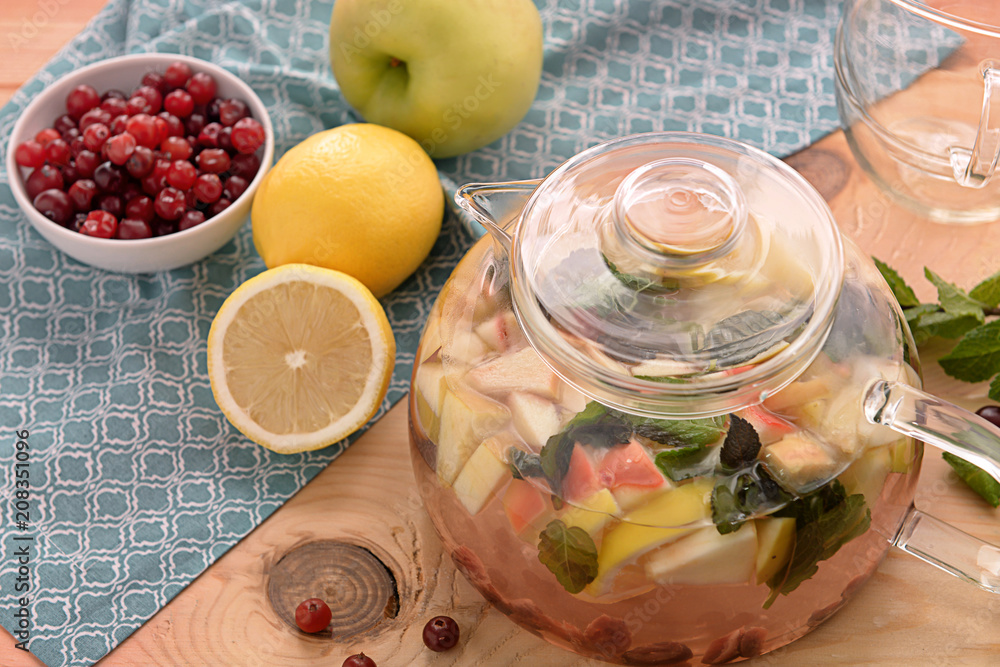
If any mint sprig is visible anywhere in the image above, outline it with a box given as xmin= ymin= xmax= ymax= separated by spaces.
xmin=537 ymin=519 xmax=599 ymax=594
xmin=874 ymin=258 xmax=1000 ymax=399
xmin=875 ymin=259 xmax=1000 ymax=507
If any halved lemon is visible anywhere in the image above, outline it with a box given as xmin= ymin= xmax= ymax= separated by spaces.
xmin=207 ymin=264 xmax=395 ymax=454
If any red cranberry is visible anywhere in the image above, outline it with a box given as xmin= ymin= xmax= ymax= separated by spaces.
xmin=132 ymin=85 xmax=163 ymax=114
xmin=197 ymin=148 xmax=229 ymax=173
xmin=67 ymin=179 xmax=98 ymax=211
xmin=218 ymin=98 xmax=249 ymax=127
xmin=164 ymin=89 xmax=194 ymax=118
xmin=342 ymin=654 xmax=377 ymax=667
xmin=207 ymin=197 xmax=231 ymax=217
xmin=229 ymin=152 xmax=261 ymax=179
xmin=126 ymin=114 xmax=159 ymax=148
xmin=96 ymin=193 xmax=124 ymax=219
xmin=166 ymin=160 xmax=197 ymax=190
xmin=154 ymin=187 xmax=186 ymax=220
xmin=186 ymin=72 xmax=217 ymax=105
xmin=61 ymin=163 xmax=80 ymax=185
xmin=422 ymin=616 xmax=460 ymax=652
xmin=54 ymin=114 xmax=77 ymax=136
xmin=218 ymin=125 xmax=234 ymax=152
xmin=141 ymin=71 xmax=168 ymax=95
xmin=294 ymin=598 xmax=332 ymax=634
xmin=156 ymin=112 xmax=185 ymax=138
xmin=192 ymin=173 xmax=222 ymax=203
xmin=116 ymin=218 xmax=153 ymax=239
xmin=80 ymin=210 xmax=117 ymax=238
xmin=127 ymin=96 xmax=152 ymax=116
xmin=977 ymin=406 xmax=1000 ymax=429
xmin=125 ymin=146 xmax=155 ymax=178
xmin=75 ymin=150 xmax=100 ymax=178
xmin=165 ymin=62 xmax=193 ymax=89
xmin=65 ymin=84 xmax=100 ymax=119
xmin=34 ymin=128 xmax=61 ymax=147
xmin=185 ymin=113 xmax=207 ymax=137
xmin=197 ymin=122 xmax=222 ymax=148
xmin=100 ymin=89 xmax=126 ymax=101
xmin=109 ymin=115 xmax=129 ymax=135
xmin=152 ymin=217 xmax=177 ymax=237
xmin=44 ymin=138 xmax=72 ymax=165
xmin=160 ymin=136 xmax=193 ymax=161
xmin=222 ymin=175 xmax=249 ymax=201
xmin=32 ymin=189 xmax=74 ymax=226
xmin=62 ymin=127 xmax=81 ymax=143
xmin=14 ymin=140 xmax=45 ymax=169
xmin=78 ymin=108 xmax=111 ymax=131
xmin=178 ymin=209 xmax=206 ymax=231
xmin=124 ymin=195 xmax=155 ymax=223
xmin=106 ymin=133 xmax=137 ymax=165
xmin=82 ymin=123 xmax=110 ymax=152
xmin=230 ymin=117 xmax=265 ymax=154
xmin=100 ymin=96 xmax=129 ymax=117
xmin=93 ymin=161 xmax=124 ymax=193
xmin=25 ymin=165 xmax=64 ymax=199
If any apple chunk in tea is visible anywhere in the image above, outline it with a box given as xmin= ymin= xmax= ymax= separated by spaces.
xmin=412 ymin=246 xmax=919 ymax=610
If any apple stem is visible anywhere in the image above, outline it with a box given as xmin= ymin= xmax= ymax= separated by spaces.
xmin=389 ymin=57 xmax=403 ymax=68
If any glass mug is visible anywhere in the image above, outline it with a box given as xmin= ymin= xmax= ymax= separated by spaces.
xmin=836 ymin=0 xmax=1000 ymax=224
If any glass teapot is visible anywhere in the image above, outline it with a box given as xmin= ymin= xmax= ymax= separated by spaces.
xmin=408 ymin=132 xmax=1000 ymax=664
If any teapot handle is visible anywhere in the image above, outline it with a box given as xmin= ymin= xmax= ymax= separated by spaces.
xmin=949 ymin=62 xmax=1000 ymax=189
xmin=864 ymin=379 xmax=1000 ymax=593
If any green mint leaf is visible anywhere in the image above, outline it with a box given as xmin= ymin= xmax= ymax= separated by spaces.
xmin=990 ymin=375 xmax=1000 ymax=403
xmin=912 ymin=311 xmax=982 ymax=341
xmin=654 ymin=444 xmax=713 ymax=482
xmin=874 ymin=258 xmax=920 ymax=307
xmin=903 ymin=303 xmax=941 ymax=345
xmin=939 ymin=320 xmax=1000 ymax=383
xmin=718 ymin=415 xmax=761 ymax=469
xmin=540 ymin=402 xmax=632 ymax=492
xmin=924 ymin=268 xmax=986 ymax=321
xmin=969 ymin=269 xmax=1000 ymax=308
xmin=628 ymin=414 xmax=725 ymax=448
xmin=942 ymin=452 xmax=1000 ymax=507
xmin=537 ymin=519 xmax=599 ymax=594
xmin=704 ymin=309 xmax=806 ymax=368
xmin=603 ymin=255 xmax=678 ymax=294
xmin=765 ymin=481 xmax=870 ymax=608
xmin=711 ymin=464 xmax=791 ymax=535
xmin=508 ymin=447 xmax=545 ymax=480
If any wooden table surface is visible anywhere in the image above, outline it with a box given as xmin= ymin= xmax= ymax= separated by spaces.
xmin=3 ymin=1 xmax=1000 ymax=665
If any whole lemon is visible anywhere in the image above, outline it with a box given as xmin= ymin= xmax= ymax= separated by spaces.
xmin=251 ymin=123 xmax=444 ymax=297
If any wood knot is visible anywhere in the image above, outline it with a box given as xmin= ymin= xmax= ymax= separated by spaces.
xmin=268 ymin=541 xmax=399 ymax=639
xmin=783 ymin=148 xmax=850 ymax=203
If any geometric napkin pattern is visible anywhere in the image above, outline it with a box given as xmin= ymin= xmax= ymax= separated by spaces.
xmin=0 ymin=0 xmax=847 ymax=664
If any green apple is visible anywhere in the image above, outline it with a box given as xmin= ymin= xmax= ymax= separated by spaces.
xmin=329 ymin=0 xmax=544 ymax=158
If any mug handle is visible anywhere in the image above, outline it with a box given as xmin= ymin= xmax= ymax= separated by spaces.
xmin=949 ymin=62 xmax=1000 ymax=189
xmin=864 ymin=379 xmax=1000 ymax=593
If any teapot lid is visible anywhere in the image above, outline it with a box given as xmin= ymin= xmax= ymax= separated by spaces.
xmin=508 ymin=132 xmax=844 ymax=418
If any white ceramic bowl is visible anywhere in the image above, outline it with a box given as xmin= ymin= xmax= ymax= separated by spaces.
xmin=6 ymin=53 xmax=275 ymax=273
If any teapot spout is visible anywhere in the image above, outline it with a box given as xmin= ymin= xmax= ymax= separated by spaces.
xmin=455 ymin=180 xmax=540 ymax=258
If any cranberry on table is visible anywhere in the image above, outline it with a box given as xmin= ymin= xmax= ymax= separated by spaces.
xmin=294 ymin=598 xmax=332 ymax=634
xmin=80 ymin=210 xmax=117 ymax=238
xmin=977 ymin=406 xmax=1000 ymax=429
xmin=422 ymin=616 xmax=460 ymax=652
xmin=65 ymin=84 xmax=100 ymax=119
xmin=14 ymin=140 xmax=45 ymax=168
xmin=343 ymin=653 xmax=377 ymax=667
xmin=32 ymin=189 xmax=74 ymax=226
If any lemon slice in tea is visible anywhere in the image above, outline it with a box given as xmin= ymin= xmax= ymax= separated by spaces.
xmin=207 ymin=264 xmax=395 ymax=454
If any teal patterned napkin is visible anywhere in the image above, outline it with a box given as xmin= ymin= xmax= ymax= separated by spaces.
xmin=0 ymin=1 xmax=846 ymax=664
